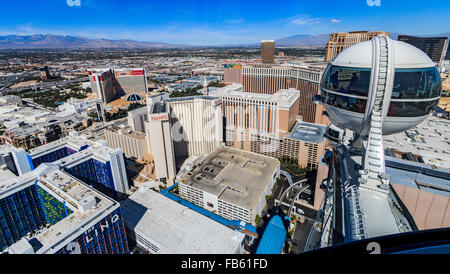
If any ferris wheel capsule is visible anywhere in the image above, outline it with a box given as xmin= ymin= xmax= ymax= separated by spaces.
xmin=319 ymin=36 xmax=442 ymax=135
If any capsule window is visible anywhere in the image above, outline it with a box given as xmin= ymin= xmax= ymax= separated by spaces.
xmin=392 ymin=67 xmax=441 ymax=100
xmin=387 ymin=99 xmax=439 ymax=117
xmin=321 ymin=65 xmax=371 ymax=97
xmin=321 ymin=90 xmax=367 ymax=114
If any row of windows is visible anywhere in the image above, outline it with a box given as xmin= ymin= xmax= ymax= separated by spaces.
xmin=322 ymin=89 xmax=440 ymax=117
xmin=223 ymin=97 xmax=277 ymax=106
xmin=218 ymin=200 xmax=249 ymax=215
xmin=243 ymin=67 xmax=291 ymax=77
xmin=135 ymin=233 xmax=160 ymax=254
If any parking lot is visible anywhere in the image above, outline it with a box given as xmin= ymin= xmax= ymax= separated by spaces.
xmin=290 ymin=218 xmax=314 ymax=254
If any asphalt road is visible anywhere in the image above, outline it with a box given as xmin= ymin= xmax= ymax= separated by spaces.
xmin=293 ymin=204 xmax=317 ymax=220
xmin=291 ymin=218 xmax=314 ymax=254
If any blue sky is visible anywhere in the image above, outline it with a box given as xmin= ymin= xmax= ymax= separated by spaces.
xmin=0 ymin=0 xmax=449 ymax=45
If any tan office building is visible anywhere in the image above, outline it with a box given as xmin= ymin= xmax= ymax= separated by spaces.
xmin=143 ymin=95 xmax=224 ymax=183
xmin=212 ymin=88 xmax=300 ymax=136
xmin=105 ymin=126 xmax=148 ymax=160
xmin=325 ymin=31 xmax=389 ymax=62
xmin=235 ymin=122 xmax=327 ymax=169
xmin=210 ymin=87 xmax=327 ymax=169
xmin=261 ymin=40 xmax=275 ymax=63
xmin=224 ymin=67 xmax=243 ymax=84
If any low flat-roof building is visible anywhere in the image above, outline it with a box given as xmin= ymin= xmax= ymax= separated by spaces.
xmin=178 ymin=146 xmax=280 ymax=225
xmin=120 ymin=187 xmax=245 ymax=254
xmin=0 ymin=105 xmax=91 ymax=150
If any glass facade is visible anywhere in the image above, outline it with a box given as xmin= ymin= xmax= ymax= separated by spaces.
xmin=66 ymin=159 xmax=116 ymax=192
xmin=32 ymin=146 xmax=79 ymax=169
xmin=36 ymin=186 xmax=72 ymax=225
xmin=0 ymin=184 xmax=70 ymax=251
xmin=55 ymin=208 xmax=129 ymax=254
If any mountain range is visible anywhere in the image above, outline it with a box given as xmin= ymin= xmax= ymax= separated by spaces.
xmin=0 ymin=33 xmax=449 ymax=49
xmin=0 ymin=34 xmax=176 ymax=49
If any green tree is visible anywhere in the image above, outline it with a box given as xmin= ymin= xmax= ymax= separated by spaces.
xmin=255 ymin=215 xmax=261 ymax=225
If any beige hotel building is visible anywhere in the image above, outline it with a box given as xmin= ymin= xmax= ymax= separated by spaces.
xmin=210 ymin=87 xmax=327 ymax=169
xmin=325 ymin=31 xmax=389 ymax=62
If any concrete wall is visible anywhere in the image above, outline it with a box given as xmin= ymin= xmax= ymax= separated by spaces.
xmin=147 ymin=118 xmax=176 ymax=184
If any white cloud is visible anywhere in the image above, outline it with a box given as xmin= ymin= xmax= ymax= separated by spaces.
xmin=292 ymin=17 xmax=318 ymax=25
xmin=330 ymin=19 xmax=341 ymax=23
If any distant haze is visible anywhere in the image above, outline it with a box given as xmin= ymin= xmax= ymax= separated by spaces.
xmin=0 ymin=33 xmax=449 ymax=49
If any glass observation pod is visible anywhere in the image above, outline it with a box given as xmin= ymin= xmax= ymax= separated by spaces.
xmin=319 ymin=37 xmax=442 ymax=135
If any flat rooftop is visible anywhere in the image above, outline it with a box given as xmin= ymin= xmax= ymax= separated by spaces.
xmin=385 ymin=156 xmax=450 ymax=198
xmin=33 ymin=169 xmax=117 ymax=254
xmin=28 ymin=135 xmax=92 ymax=157
xmin=0 ymin=143 xmax=16 ymax=155
xmin=27 ymin=135 xmax=119 ymax=166
xmin=0 ymin=165 xmax=23 ymax=198
xmin=164 ymin=95 xmax=219 ymax=103
xmin=285 ymin=121 xmax=326 ymax=144
xmin=151 ymin=101 xmax=167 ymax=114
xmin=179 ymin=147 xmax=279 ymax=210
xmin=209 ymin=86 xmax=299 ymax=109
xmin=120 ymin=188 xmax=244 ymax=254
xmin=383 ymin=116 xmax=450 ymax=169
xmin=358 ymin=186 xmax=400 ymax=238
xmin=106 ymin=125 xmax=146 ymax=140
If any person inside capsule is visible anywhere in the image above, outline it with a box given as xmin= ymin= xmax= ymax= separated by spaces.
xmin=321 ymin=64 xmax=441 ymax=117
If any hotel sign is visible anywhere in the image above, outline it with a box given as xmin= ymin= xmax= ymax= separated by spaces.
xmin=62 ymin=214 xmax=120 ymax=254
xmin=151 ymin=114 xmax=169 ymax=121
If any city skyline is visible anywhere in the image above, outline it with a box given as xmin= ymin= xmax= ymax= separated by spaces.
xmin=0 ymin=0 xmax=449 ymax=46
